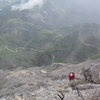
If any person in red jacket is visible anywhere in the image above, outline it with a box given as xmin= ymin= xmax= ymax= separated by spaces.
xmin=68 ymin=72 xmax=82 ymax=96
xmin=68 ymin=72 xmax=76 ymax=81
xmin=68 ymin=72 xmax=76 ymax=90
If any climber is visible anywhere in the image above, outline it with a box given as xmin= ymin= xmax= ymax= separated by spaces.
xmin=68 ymin=72 xmax=84 ymax=99
xmin=68 ymin=72 xmax=76 ymax=90
xmin=68 ymin=72 xmax=76 ymax=81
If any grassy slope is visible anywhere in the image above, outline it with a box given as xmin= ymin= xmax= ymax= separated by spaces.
xmin=0 ymin=16 xmax=100 ymax=67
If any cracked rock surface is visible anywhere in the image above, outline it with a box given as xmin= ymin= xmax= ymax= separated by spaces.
xmin=0 ymin=60 xmax=100 ymax=100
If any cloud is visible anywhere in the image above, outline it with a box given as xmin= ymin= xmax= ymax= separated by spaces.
xmin=11 ymin=0 xmax=44 ymax=11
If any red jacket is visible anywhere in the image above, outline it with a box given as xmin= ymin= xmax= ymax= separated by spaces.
xmin=68 ymin=72 xmax=76 ymax=80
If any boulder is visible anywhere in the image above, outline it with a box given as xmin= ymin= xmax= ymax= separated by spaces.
xmin=82 ymin=64 xmax=100 ymax=83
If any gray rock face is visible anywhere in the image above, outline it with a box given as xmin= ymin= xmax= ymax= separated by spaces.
xmin=0 ymin=60 xmax=100 ymax=100
xmin=91 ymin=65 xmax=100 ymax=84
xmin=82 ymin=64 xmax=100 ymax=83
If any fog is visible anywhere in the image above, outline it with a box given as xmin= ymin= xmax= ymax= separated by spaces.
xmin=11 ymin=0 xmax=100 ymax=12
xmin=11 ymin=0 xmax=44 ymax=11
xmin=11 ymin=0 xmax=100 ymax=19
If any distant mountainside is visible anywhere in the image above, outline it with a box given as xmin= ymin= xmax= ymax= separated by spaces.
xmin=0 ymin=0 xmax=100 ymax=68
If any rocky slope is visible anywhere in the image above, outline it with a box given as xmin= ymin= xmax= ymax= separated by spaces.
xmin=0 ymin=59 xmax=100 ymax=100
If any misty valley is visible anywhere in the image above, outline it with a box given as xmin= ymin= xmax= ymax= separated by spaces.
xmin=0 ymin=0 xmax=100 ymax=68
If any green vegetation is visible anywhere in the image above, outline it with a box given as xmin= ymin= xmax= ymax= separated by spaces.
xmin=0 ymin=23 xmax=100 ymax=68
xmin=90 ymin=54 xmax=100 ymax=60
xmin=0 ymin=8 xmax=100 ymax=68
xmin=0 ymin=0 xmax=100 ymax=69
xmin=7 ymin=18 xmax=35 ymax=27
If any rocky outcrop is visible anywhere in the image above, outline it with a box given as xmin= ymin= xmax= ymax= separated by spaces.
xmin=82 ymin=64 xmax=100 ymax=83
xmin=0 ymin=60 xmax=100 ymax=100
